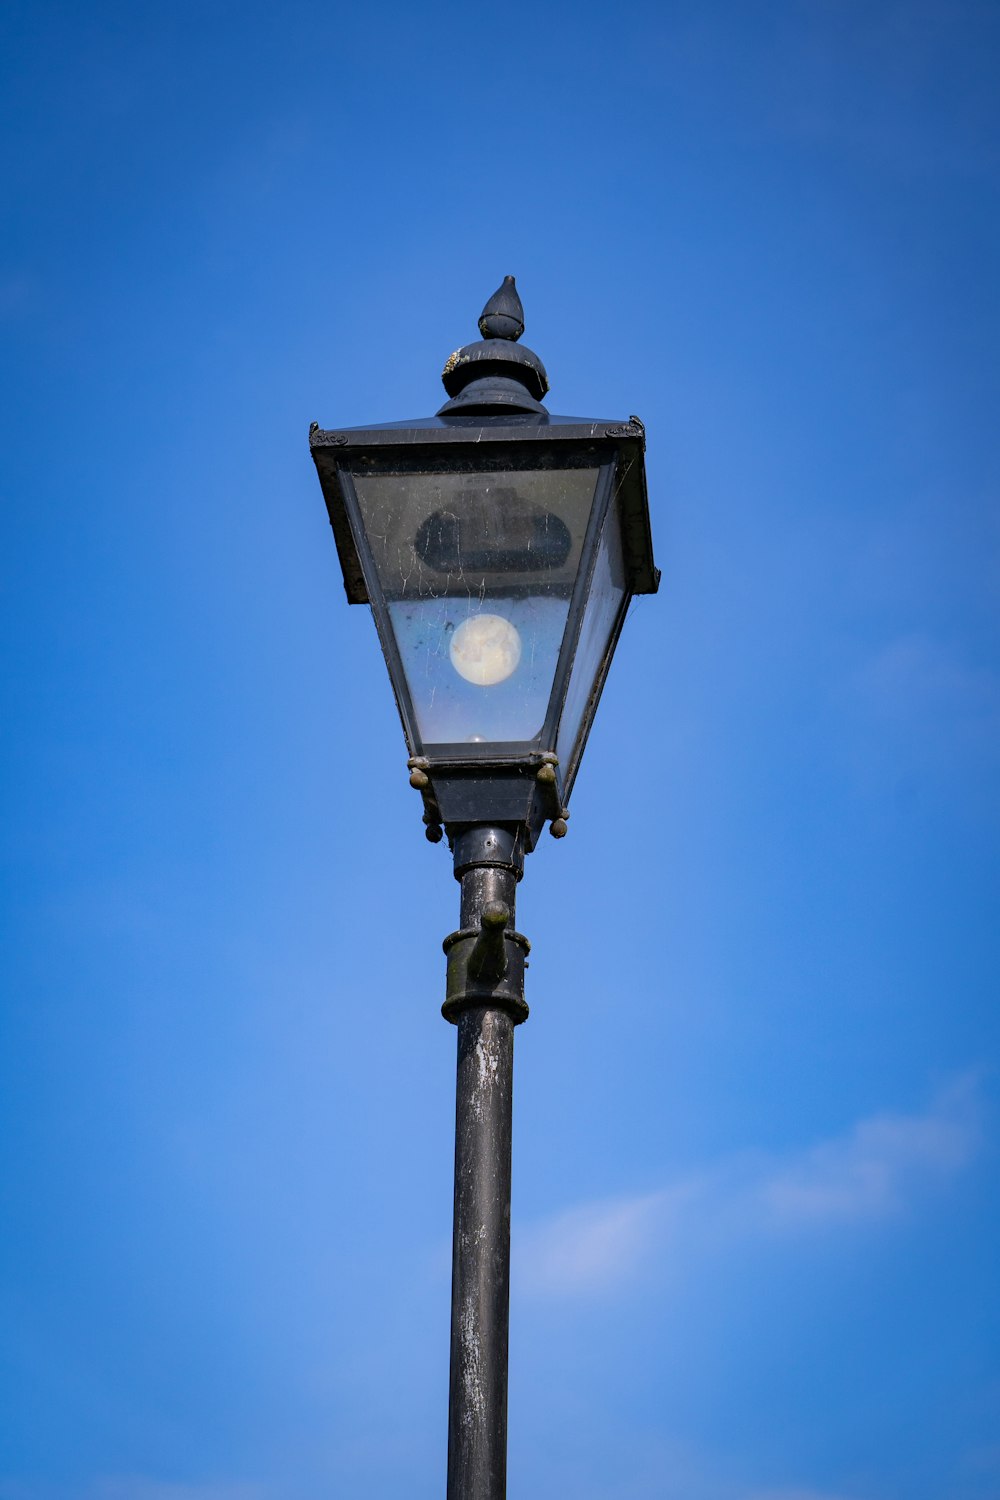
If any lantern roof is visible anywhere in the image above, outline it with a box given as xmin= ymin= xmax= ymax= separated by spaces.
xmin=310 ymin=412 xmax=657 ymax=603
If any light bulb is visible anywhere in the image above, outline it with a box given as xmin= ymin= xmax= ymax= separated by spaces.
xmin=449 ymin=613 xmax=522 ymax=686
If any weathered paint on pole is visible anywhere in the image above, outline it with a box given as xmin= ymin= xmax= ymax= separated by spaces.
xmin=447 ymin=1004 xmax=515 ymax=1498
xmin=444 ymin=827 xmax=526 ymax=1500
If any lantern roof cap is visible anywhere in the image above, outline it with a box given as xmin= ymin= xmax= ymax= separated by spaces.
xmin=438 ymin=276 xmax=550 ymax=417
xmin=310 ymin=411 xmax=633 ymax=437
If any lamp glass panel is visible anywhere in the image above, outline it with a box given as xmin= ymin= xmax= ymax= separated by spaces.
xmin=352 ymin=466 xmax=601 ymax=747
xmin=556 ymin=498 xmax=628 ymax=778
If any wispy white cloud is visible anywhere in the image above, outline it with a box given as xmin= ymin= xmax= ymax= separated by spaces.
xmin=512 ymin=1187 xmax=679 ymax=1295
xmin=515 ymin=1074 xmax=980 ymax=1298
xmin=758 ymin=1075 xmax=975 ymax=1227
xmin=843 ymin=632 xmax=1000 ymax=798
xmin=853 ymin=633 xmax=1000 ymax=729
xmin=95 ymin=1483 xmax=268 ymax=1500
xmin=748 ymin=1490 xmax=860 ymax=1500
xmin=0 ymin=1465 xmax=864 ymax=1500
xmin=0 ymin=1482 xmax=270 ymax=1500
xmin=525 ymin=1431 xmax=870 ymax=1500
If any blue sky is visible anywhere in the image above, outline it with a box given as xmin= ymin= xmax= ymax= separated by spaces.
xmin=1 ymin=2 xmax=998 ymax=1497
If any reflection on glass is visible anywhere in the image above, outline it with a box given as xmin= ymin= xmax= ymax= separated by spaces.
xmin=556 ymin=499 xmax=627 ymax=781
xmin=387 ymin=594 xmax=568 ymax=743
xmin=415 ymin=492 xmax=572 ymax=575
xmin=449 ymin=614 xmax=522 ymax=686
xmin=353 ymin=467 xmax=601 ymax=747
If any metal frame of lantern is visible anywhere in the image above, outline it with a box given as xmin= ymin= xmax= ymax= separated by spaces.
xmin=309 ymin=277 xmax=658 ymax=1500
xmin=311 ymin=410 xmax=656 ymax=844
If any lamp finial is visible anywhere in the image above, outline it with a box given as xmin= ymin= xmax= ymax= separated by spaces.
xmin=439 ymin=276 xmax=549 ymax=417
xmin=478 ymin=276 xmax=524 ymax=341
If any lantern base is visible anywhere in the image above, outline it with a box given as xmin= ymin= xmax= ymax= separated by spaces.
xmin=408 ymin=754 xmax=566 ymax=848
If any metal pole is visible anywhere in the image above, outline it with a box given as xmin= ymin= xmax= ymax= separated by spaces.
xmin=443 ymin=826 xmax=529 ymax=1500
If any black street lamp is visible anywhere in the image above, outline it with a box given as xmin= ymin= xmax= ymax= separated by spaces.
xmin=310 ymin=277 xmax=658 ymax=1498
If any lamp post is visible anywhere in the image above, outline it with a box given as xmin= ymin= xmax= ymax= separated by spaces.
xmin=310 ymin=277 xmax=658 ymax=1498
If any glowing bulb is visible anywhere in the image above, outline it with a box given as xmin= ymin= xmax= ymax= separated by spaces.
xmin=449 ymin=613 xmax=522 ymax=686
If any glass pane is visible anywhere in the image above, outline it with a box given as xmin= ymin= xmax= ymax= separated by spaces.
xmin=556 ymin=500 xmax=628 ymax=780
xmin=352 ymin=466 xmax=600 ymax=748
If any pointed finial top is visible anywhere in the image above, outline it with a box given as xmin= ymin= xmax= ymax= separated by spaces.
xmin=438 ymin=275 xmax=548 ymax=416
xmin=478 ymin=275 xmax=524 ymax=341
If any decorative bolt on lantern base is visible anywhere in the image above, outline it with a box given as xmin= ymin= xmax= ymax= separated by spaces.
xmin=310 ymin=278 xmax=658 ymax=1499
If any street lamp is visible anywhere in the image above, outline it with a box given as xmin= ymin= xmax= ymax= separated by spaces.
xmin=310 ymin=276 xmax=658 ymax=1498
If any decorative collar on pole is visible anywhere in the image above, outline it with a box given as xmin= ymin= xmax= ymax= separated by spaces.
xmin=438 ymin=276 xmax=550 ymax=417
